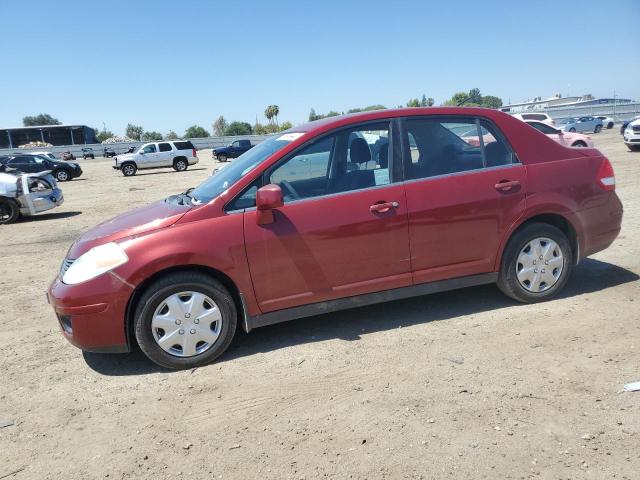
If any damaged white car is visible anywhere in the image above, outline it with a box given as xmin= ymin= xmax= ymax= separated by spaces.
xmin=0 ymin=171 xmax=64 ymax=224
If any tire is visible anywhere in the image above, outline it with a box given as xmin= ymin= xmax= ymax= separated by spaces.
xmin=571 ymin=141 xmax=587 ymax=148
xmin=134 ymin=271 xmax=237 ymax=369
xmin=55 ymin=169 xmax=71 ymax=182
xmin=497 ymin=222 xmax=573 ymax=303
xmin=121 ymin=163 xmax=137 ymax=177
xmin=628 ymin=145 xmax=640 ymax=152
xmin=569 ymin=128 xmax=576 ymax=133
xmin=173 ymin=158 xmax=188 ymax=172
xmin=218 ymin=153 xmax=227 ymax=162
xmin=0 ymin=198 xmax=20 ymax=225
xmin=594 ymin=125 xmax=602 ymax=134
xmin=607 ymin=122 xmax=614 ymax=129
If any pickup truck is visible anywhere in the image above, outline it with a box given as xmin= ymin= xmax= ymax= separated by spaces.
xmin=212 ymin=139 xmax=253 ymax=162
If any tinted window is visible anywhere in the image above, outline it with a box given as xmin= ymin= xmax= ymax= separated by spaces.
xmin=232 ymin=141 xmax=240 ymax=147
xmin=523 ymin=114 xmax=547 ymax=121
xmin=269 ymin=122 xmax=391 ymax=203
xmin=404 ymin=117 xmax=513 ymax=180
xmin=527 ymin=122 xmax=557 ymax=134
xmin=158 ymin=143 xmax=172 ymax=152
xmin=174 ymin=141 xmax=194 ymax=150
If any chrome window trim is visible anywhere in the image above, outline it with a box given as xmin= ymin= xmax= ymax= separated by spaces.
xmin=401 ymin=162 xmax=524 ymax=187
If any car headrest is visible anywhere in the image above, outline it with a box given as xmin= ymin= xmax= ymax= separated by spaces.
xmin=378 ymin=143 xmax=389 ymax=168
xmin=350 ymin=138 xmax=371 ymax=164
xmin=484 ymin=141 xmax=508 ymax=167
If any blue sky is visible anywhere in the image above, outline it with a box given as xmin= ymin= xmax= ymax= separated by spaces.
xmin=1 ymin=0 xmax=638 ymax=135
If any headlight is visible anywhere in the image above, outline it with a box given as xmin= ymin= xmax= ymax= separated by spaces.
xmin=62 ymin=242 xmax=129 ymax=285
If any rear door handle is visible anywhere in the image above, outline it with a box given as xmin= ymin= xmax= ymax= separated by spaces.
xmin=370 ymin=201 xmax=399 ymax=213
xmin=494 ymin=180 xmax=521 ymax=192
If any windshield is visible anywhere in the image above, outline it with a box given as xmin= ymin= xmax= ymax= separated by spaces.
xmin=190 ymin=134 xmax=300 ymax=203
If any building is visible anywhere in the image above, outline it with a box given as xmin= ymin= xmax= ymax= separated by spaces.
xmin=500 ymin=94 xmax=634 ymax=114
xmin=0 ymin=124 xmax=98 ymax=149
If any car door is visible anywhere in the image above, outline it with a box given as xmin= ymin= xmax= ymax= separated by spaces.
xmin=401 ymin=116 xmax=526 ymax=285
xmin=138 ymin=143 xmax=160 ymax=167
xmin=242 ymin=120 xmax=412 ymax=313
xmin=157 ymin=142 xmax=174 ymax=166
xmin=230 ymin=141 xmax=241 ymax=158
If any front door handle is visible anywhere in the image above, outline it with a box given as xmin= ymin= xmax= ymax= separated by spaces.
xmin=494 ymin=180 xmax=521 ymax=192
xmin=370 ymin=201 xmax=399 ymax=213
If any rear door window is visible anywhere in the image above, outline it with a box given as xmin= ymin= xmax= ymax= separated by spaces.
xmin=403 ymin=117 xmax=514 ymax=180
xmin=158 ymin=143 xmax=172 ymax=152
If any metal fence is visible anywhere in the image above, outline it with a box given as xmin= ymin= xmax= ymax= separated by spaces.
xmin=0 ymin=134 xmax=273 ymax=158
xmin=544 ymin=102 xmax=640 ymax=123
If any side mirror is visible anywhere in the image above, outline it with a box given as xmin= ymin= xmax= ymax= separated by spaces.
xmin=256 ymin=184 xmax=283 ymax=225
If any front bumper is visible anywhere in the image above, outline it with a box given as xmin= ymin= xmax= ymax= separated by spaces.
xmin=48 ymin=270 xmax=134 ymax=353
xmin=623 ymin=133 xmax=640 ymax=145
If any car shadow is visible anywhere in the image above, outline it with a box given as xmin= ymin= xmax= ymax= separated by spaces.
xmin=129 ymin=168 xmax=207 ymax=177
xmin=83 ymin=258 xmax=638 ymax=376
xmin=21 ymin=211 xmax=82 ymax=222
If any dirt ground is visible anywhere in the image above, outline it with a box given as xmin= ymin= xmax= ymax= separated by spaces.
xmin=1 ymin=129 xmax=639 ymax=479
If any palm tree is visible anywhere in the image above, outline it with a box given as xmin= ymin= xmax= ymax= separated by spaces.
xmin=264 ymin=105 xmax=280 ymax=126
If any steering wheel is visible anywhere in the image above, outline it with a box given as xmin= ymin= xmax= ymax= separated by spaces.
xmin=280 ymin=180 xmax=301 ymax=200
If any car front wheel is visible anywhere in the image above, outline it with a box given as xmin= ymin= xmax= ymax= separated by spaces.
xmin=121 ymin=163 xmax=137 ymax=176
xmin=134 ymin=272 xmax=237 ymax=369
xmin=594 ymin=125 xmax=602 ymax=133
xmin=498 ymin=223 xmax=572 ymax=303
xmin=218 ymin=153 xmax=227 ymax=162
xmin=55 ymin=169 xmax=71 ymax=182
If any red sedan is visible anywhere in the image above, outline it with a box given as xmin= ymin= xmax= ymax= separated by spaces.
xmin=48 ymin=107 xmax=623 ymax=369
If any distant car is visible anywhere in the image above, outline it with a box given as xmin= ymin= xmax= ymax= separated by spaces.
xmin=620 ymin=115 xmax=640 ymax=134
xmin=525 ymin=121 xmax=593 ymax=147
xmin=103 ymin=147 xmax=117 ymax=158
xmin=0 ymin=170 xmax=64 ymax=224
xmin=61 ymin=151 xmax=75 ymax=161
xmin=112 ymin=140 xmax=198 ymax=177
xmin=30 ymin=151 xmax=57 ymax=160
xmin=513 ymin=112 xmax=555 ymax=126
xmin=558 ymin=116 xmax=603 ymax=134
xmin=596 ymin=116 xmax=615 ymax=129
xmin=82 ymin=147 xmax=95 ymax=160
xmin=623 ymin=118 xmax=640 ymax=151
xmin=212 ymin=139 xmax=253 ymax=162
xmin=0 ymin=154 xmax=82 ymax=182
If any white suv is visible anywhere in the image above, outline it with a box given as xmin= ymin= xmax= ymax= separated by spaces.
xmin=512 ymin=112 xmax=555 ymax=126
xmin=113 ymin=140 xmax=199 ymax=176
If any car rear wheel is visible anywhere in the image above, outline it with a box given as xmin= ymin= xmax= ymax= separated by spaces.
xmin=571 ymin=141 xmax=587 ymax=147
xmin=122 ymin=163 xmax=137 ymax=176
xmin=569 ymin=128 xmax=576 ymax=132
xmin=607 ymin=122 xmax=614 ymax=129
xmin=594 ymin=125 xmax=602 ymax=133
xmin=218 ymin=153 xmax=227 ymax=162
xmin=0 ymin=198 xmax=19 ymax=225
xmin=134 ymin=272 xmax=237 ymax=369
xmin=498 ymin=222 xmax=572 ymax=303
xmin=173 ymin=158 xmax=188 ymax=172
xmin=55 ymin=169 xmax=71 ymax=182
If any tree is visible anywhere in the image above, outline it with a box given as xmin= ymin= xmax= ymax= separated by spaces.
xmin=213 ymin=115 xmax=228 ymax=136
xmin=347 ymin=105 xmax=386 ymax=113
xmin=224 ymin=121 xmax=253 ymax=136
xmin=426 ymin=97 xmax=435 ymax=107
xmin=142 ymin=131 xmax=163 ymax=141
xmin=309 ymin=108 xmax=319 ymax=122
xmin=406 ymin=98 xmax=420 ymax=108
xmin=184 ymin=125 xmax=210 ymax=138
xmin=23 ymin=113 xmax=61 ymax=126
xmin=264 ymin=105 xmax=280 ymax=125
xmin=96 ymin=129 xmax=114 ymax=143
xmin=443 ymin=92 xmax=472 ymax=106
xmin=279 ymin=121 xmax=293 ymax=131
xmin=468 ymin=88 xmax=482 ymax=104
xmin=126 ymin=123 xmax=144 ymax=140
xmin=164 ymin=130 xmax=179 ymax=140
xmin=480 ymin=95 xmax=503 ymax=108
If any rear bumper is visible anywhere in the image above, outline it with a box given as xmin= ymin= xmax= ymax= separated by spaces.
xmin=580 ymin=192 xmax=623 ymax=259
xmin=47 ymin=271 xmax=134 ymax=353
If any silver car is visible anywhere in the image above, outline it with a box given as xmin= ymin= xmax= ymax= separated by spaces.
xmin=0 ymin=171 xmax=64 ymax=224
xmin=558 ymin=116 xmax=603 ymax=134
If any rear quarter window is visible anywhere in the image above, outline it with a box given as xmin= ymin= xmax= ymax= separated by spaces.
xmin=523 ymin=114 xmax=547 ymax=121
xmin=174 ymin=141 xmax=195 ymax=150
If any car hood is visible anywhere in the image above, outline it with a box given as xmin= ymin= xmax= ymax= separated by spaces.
xmin=116 ymin=153 xmax=136 ymax=161
xmin=67 ymin=199 xmax=191 ymax=258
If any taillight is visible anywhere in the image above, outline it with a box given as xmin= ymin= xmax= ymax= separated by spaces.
xmin=596 ymin=158 xmax=615 ymax=191
xmin=192 ymin=148 xmax=197 ymax=157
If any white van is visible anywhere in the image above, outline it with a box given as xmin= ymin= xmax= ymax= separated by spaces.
xmin=512 ymin=112 xmax=555 ymax=127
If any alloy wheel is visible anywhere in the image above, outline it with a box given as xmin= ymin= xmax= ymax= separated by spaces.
xmin=515 ymin=237 xmax=564 ymax=293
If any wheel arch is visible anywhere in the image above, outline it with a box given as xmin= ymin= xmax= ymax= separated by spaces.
xmin=124 ymin=264 xmax=246 ymax=351
xmin=173 ymin=156 xmax=188 ymax=165
xmin=496 ymin=212 xmax=580 ymax=271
